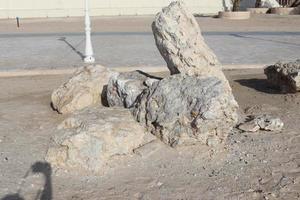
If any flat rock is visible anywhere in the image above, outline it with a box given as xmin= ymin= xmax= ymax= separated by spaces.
xmin=51 ymin=65 xmax=112 ymax=114
xmin=152 ymin=1 xmax=228 ymax=85
xmin=46 ymin=106 xmax=155 ymax=173
xmin=238 ymin=115 xmax=284 ymax=132
xmin=265 ymin=60 xmax=300 ymax=93
xmin=132 ymin=74 xmax=239 ymax=147
xmin=107 ymin=71 xmax=160 ymax=108
xmin=133 ymin=140 xmax=170 ymax=158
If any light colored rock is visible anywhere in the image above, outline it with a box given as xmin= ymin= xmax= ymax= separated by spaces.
xmin=152 ymin=1 xmax=229 ymax=84
xmin=238 ymin=115 xmax=284 ymax=132
xmin=46 ymin=106 xmax=155 ymax=173
xmin=265 ymin=60 xmax=300 ymax=93
xmin=261 ymin=0 xmax=280 ymax=8
xmin=238 ymin=121 xmax=260 ymax=132
xmin=132 ymin=74 xmax=239 ymax=147
xmin=107 ymin=71 xmax=160 ymax=108
xmin=133 ymin=140 xmax=169 ymax=158
xmin=51 ymin=65 xmax=112 ymax=114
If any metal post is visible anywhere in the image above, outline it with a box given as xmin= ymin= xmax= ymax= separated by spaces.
xmin=84 ymin=0 xmax=95 ymax=63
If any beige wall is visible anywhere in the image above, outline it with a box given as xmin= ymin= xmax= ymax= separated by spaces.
xmin=0 ymin=0 xmax=224 ymax=19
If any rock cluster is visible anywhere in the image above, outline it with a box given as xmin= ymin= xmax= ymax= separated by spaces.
xmin=46 ymin=106 xmax=155 ymax=173
xmin=265 ymin=60 xmax=300 ymax=93
xmin=107 ymin=1 xmax=239 ymax=147
xmin=47 ymin=1 xmax=240 ymax=173
xmin=51 ymin=65 xmax=112 ymax=114
xmin=238 ymin=115 xmax=284 ymax=132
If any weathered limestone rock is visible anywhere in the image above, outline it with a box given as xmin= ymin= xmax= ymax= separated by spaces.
xmin=46 ymin=106 xmax=155 ymax=173
xmin=238 ymin=115 xmax=284 ymax=132
xmin=265 ymin=60 xmax=300 ymax=93
xmin=132 ymin=74 xmax=239 ymax=147
xmin=261 ymin=0 xmax=280 ymax=8
xmin=51 ymin=65 xmax=112 ymax=114
xmin=107 ymin=71 xmax=160 ymax=108
xmin=152 ymin=1 xmax=229 ymax=85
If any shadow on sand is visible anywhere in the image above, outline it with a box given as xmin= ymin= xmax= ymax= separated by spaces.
xmin=235 ymin=78 xmax=281 ymax=94
xmin=1 ymin=162 xmax=52 ymax=200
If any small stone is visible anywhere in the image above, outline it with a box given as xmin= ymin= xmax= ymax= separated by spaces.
xmin=255 ymin=115 xmax=284 ymax=131
xmin=238 ymin=115 xmax=283 ymax=132
xmin=238 ymin=121 xmax=260 ymax=132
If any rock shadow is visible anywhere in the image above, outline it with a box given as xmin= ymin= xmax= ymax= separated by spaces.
xmin=235 ymin=78 xmax=281 ymax=94
xmin=135 ymin=70 xmax=163 ymax=80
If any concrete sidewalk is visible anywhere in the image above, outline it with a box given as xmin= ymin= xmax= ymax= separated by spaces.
xmin=1 ymin=15 xmax=300 ymax=72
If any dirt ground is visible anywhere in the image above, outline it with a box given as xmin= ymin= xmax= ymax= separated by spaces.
xmin=0 ymin=69 xmax=300 ymax=200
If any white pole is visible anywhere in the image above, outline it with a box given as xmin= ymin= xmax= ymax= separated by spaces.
xmin=84 ymin=0 xmax=95 ymax=63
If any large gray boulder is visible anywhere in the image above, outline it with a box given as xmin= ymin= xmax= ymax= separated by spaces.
xmin=107 ymin=71 xmax=160 ymax=108
xmin=46 ymin=106 xmax=155 ymax=173
xmin=264 ymin=60 xmax=300 ymax=93
xmin=152 ymin=1 xmax=228 ymax=84
xmin=132 ymin=74 xmax=239 ymax=147
xmin=51 ymin=65 xmax=112 ymax=114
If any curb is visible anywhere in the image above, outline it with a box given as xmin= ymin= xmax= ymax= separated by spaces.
xmin=0 ymin=64 xmax=268 ymax=78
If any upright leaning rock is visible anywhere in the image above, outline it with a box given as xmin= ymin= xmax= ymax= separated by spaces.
xmin=152 ymin=1 xmax=225 ymax=82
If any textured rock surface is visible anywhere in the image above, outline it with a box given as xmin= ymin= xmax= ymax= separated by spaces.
xmin=107 ymin=71 xmax=160 ymax=108
xmin=238 ymin=115 xmax=284 ymax=132
xmin=265 ymin=60 xmax=300 ymax=93
xmin=46 ymin=106 xmax=155 ymax=173
xmin=262 ymin=0 xmax=280 ymax=7
xmin=132 ymin=74 xmax=239 ymax=147
xmin=51 ymin=65 xmax=112 ymax=114
xmin=152 ymin=1 xmax=228 ymax=84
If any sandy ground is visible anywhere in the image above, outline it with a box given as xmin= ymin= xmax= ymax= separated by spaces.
xmin=0 ymin=69 xmax=300 ymax=200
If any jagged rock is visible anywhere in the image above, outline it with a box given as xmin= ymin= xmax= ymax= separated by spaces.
xmin=51 ymin=65 xmax=112 ymax=114
xmin=107 ymin=71 xmax=160 ymax=108
xmin=132 ymin=74 xmax=239 ymax=147
xmin=265 ymin=60 xmax=300 ymax=93
xmin=46 ymin=106 xmax=155 ymax=173
xmin=238 ymin=115 xmax=284 ymax=132
xmin=152 ymin=1 xmax=228 ymax=85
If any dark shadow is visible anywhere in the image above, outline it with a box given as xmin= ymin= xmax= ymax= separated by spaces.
xmin=1 ymin=194 xmax=24 ymax=200
xmin=58 ymin=37 xmax=85 ymax=59
xmin=229 ymin=33 xmax=300 ymax=47
xmin=101 ymin=85 xmax=109 ymax=107
xmin=1 ymin=162 xmax=52 ymax=200
xmin=50 ymin=102 xmax=57 ymax=112
xmin=135 ymin=70 xmax=163 ymax=80
xmin=235 ymin=78 xmax=281 ymax=94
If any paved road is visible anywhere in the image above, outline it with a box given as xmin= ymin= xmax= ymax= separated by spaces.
xmin=1 ymin=31 xmax=300 ymax=70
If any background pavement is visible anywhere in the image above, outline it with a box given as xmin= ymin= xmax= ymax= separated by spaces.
xmin=1 ymin=14 xmax=300 ymax=71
